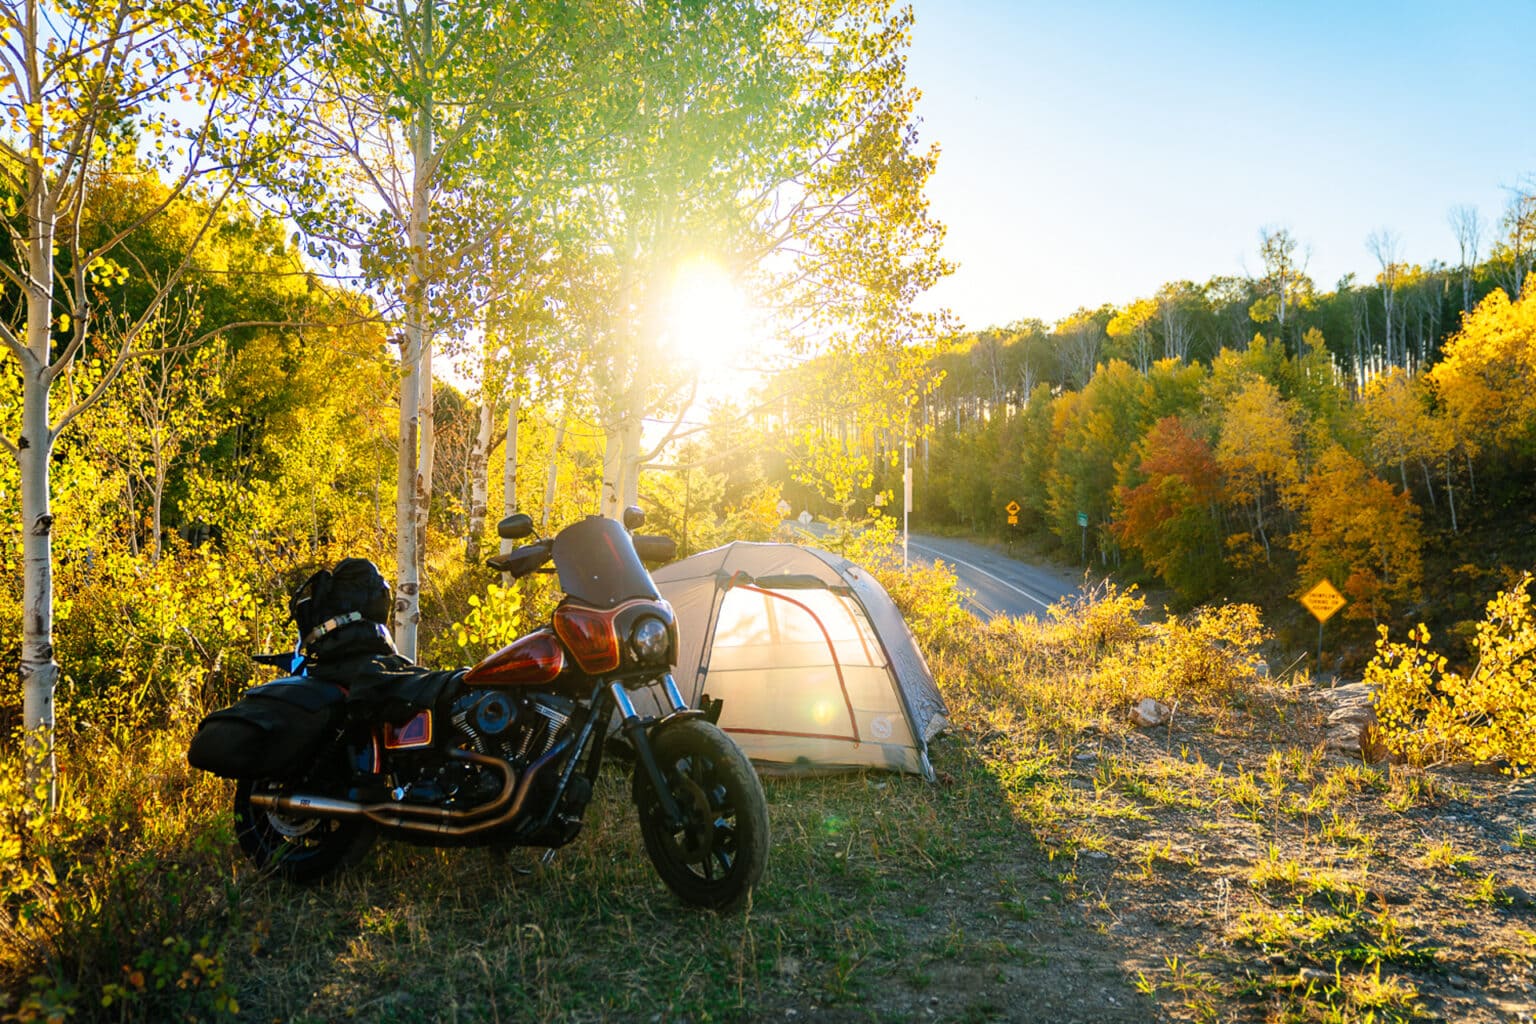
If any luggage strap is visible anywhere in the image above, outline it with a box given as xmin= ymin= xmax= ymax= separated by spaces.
xmin=304 ymin=611 xmax=364 ymax=647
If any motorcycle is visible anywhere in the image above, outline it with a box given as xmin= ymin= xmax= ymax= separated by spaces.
xmin=194 ymin=509 xmax=769 ymax=909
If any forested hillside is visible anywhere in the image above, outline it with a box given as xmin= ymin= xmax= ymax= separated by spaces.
xmin=899 ymin=217 xmax=1536 ymax=653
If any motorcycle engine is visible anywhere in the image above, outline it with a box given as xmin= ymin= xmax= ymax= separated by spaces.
xmin=388 ymin=691 xmax=577 ymax=810
xmin=448 ymin=689 xmax=575 ymax=766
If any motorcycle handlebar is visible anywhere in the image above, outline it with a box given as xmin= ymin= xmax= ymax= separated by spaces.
xmin=485 ymin=531 xmax=675 ymax=575
xmin=486 ymin=540 xmax=554 ymax=576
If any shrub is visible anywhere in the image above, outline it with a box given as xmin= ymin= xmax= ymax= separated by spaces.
xmin=1089 ymin=601 xmax=1269 ymax=713
xmin=1369 ymin=573 xmax=1536 ymax=775
xmin=1 ymin=726 xmax=242 ymax=1022
xmin=1047 ymin=578 xmax=1148 ymax=656
xmin=872 ymin=558 xmax=972 ymax=652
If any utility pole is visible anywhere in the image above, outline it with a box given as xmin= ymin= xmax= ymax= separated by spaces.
xmin=902 ymin=414 xmax=912 ymax=571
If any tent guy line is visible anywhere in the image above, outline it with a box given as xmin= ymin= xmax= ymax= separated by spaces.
xmin=905 ymin=542 xmax=1054 ymax=612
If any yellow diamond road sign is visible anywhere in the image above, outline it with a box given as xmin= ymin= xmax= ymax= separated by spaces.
xmin=1005 ymin=500 xmax=1020 ymax=515
xmin=1301 ymin=579 xmax=1346 ymax=623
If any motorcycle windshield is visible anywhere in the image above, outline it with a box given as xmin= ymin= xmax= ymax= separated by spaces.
xmin=552 ymin=516 xmax=661 ymax=607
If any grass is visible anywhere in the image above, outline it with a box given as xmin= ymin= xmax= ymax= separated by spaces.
xmin=4 ymin=561 xmax=1534 ymax=1023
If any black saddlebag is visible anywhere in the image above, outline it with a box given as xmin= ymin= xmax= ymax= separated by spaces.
xmin=187 ymin=677 xmax=347 ymax=780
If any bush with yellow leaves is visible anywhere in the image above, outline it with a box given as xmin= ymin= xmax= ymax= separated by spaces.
xmin=1090 ymin=601 xmax=1270 ymax=713
xmin=1368 ymin=573 xmax=1536 ymax=776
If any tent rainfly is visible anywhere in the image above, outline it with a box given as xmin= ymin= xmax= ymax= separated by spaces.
xmin=650 ymin=543 xmax=949 ymax=781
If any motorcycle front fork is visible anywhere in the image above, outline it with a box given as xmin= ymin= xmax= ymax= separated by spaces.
xmin=610 ymin=674 xmax=699 ymax=830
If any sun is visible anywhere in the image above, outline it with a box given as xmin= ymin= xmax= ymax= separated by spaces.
xmin=661 ymin=258 xmax=757 ymax=374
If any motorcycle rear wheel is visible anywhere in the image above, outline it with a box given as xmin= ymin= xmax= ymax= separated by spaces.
xmin=234 ymin=779 xmax=375 ymax=884
xmin=634 ymin=719 xmax=768 ymax=910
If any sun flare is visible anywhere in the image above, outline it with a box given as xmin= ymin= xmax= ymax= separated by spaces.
xmin=662 ymin=259 xmax=757 ymax=373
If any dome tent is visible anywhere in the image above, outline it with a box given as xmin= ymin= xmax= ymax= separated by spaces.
xmin=650 ymin=542 xmax=948 ymax=780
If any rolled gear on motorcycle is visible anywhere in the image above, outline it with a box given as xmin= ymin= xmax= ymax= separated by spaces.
xmin=187 ymin=509 xmax=769 ymax=910
xmin=289 ymin=557 xmax=464 ymax=726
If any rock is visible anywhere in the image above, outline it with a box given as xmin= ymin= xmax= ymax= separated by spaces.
xmin=1501 ymin=884 xmax=1535 ymax=910
xmin=1130 ymin=698 xmax=1172 ymax=727
xmin=1299 ymin=967 xmax=1332 ymax=983
xmin=1315 ymin=682 xmax=1386 ymax=760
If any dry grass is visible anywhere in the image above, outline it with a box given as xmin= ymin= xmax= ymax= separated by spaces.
xmin=4 ymin=566 xmax=1534 ymax=1023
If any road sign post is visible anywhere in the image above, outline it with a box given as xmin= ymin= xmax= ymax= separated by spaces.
xmin=1300 ymin=579 xmax=1346 ymax=665
xmin=1077 ymin=511 xmax=1088 ymax=565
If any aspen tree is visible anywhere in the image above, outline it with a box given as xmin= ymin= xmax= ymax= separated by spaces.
xmin=0 ymin=0 xmax=288 ymax=798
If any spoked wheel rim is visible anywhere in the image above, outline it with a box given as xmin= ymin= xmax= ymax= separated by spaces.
xmin=652 ymin=752 xmax=741 ymax=883
xmin=241 ymin=782 xmax=338 ymax=858
xmin=634 ymin=719 xmax=768 ymax=909
xmin=234 ymin=779 xmax=373 ymax=883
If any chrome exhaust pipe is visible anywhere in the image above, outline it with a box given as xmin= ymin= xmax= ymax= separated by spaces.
xmin=254 ymin=792 xmax=364 ymax=818
xmin=248 ymin=742 xmax=572 ymax=839
xmin=249 ymin=750 xmax=517 ymax=827
xmin=361 ymin=738 xmax=570 ymax=837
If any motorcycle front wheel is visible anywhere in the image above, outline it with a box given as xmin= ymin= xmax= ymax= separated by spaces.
xmin=633 ymin=719 xmax=769 ymax=910
xmin=234 ymin=779 xmax=375 ymax=884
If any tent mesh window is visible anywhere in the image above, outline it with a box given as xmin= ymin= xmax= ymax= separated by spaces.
xmin=709 ymin=585 xmax=919 ymax=764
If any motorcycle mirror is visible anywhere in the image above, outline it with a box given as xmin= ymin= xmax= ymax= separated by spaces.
xmin=633 ymin=534 xmax=677 ymax=564
xmin=622 ymin=506 xmax=646 ymax=531
xmin=497 ymin=513 xmax=535 ymax=540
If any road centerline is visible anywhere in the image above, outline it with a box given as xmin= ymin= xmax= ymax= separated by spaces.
xmin=907 ymin=541 xmax=1056 ymax=612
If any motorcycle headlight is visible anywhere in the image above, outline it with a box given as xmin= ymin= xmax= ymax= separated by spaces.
xmin=629 ymin=616 xmax=671 ymax=665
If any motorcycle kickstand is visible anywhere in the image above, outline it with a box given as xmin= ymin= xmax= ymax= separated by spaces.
xmin=487 ymin=845 xmax=534 ymax=876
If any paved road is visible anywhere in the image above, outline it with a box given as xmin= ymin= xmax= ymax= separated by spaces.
xmin=905 ymin=533 xmax=1084 ymax=621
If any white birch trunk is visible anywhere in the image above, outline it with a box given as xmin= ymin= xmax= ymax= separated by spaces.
xmin=150 ymin=449 xmax=167 ymax=563
xmin=394 ymin=328 xmax=422 ymax=656
xmin=416 ymin=336 xmax=435 ymax=567
xmin=501 ymin=391 xmax=519 ymax=541
xmin=465 ymin=391 xmax=495 ymax=564
xmin=541 ymin=411 xmax=566 ymax=534
xmin=393 ymin=94 xmax=433 ymax=659
xmin=600 ymin=387 xmax=645 ymax=521
xmin=601 ymin=425 xmax=624 ymax=521
xmin=19 ymin=176 xmax=59 ymax=801
xmin=502 ymin=392 xmax=519 ymax=524
xmin=1446 ymin=458 xmax=1458 ymax=534
xmin=621 ymin=412 xmax=642 ymax=512
xmin=491 ymin=393 xmax=521 ymax=585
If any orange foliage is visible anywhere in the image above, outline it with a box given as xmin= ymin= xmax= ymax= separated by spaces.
xmin=1288 ymin=445 xmax=1422 ymax=621
xmin=1112 ymin=417 xmax=1224 ymax=599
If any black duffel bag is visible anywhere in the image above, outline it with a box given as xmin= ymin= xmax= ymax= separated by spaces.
xmin=188 ymin=677 xmax=347 ymax=780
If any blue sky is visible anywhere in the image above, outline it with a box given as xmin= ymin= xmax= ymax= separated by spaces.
xmin=906 ymin=0 xmax=1536 ymax=330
